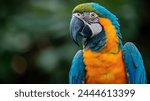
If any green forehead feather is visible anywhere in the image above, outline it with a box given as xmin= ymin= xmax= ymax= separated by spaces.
xmin=73 ymin=3 xmax=95 ymax=13
xmin=72 ymin=3 xmax=103 ymax=17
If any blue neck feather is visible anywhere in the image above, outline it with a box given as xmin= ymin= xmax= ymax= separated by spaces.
xmin=83 ymin=27 xmax=106 ymax=51
xmin=91 ymin=3 xmax=123 ymax=50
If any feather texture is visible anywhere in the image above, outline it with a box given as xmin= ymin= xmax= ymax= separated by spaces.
xmin=69 ymin=50 xmax=85 ymax=84
xmin=123 ymin=42 xmax=147 ymax=84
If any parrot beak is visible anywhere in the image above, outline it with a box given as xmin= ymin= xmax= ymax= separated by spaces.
xmin=70 ymin=16 xmax=84 ymax=46
xmin=70 ymin=15 xmax=92 ymax=46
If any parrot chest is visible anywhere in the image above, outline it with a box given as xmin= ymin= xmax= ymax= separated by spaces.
xmin=83 ymin=50 xmax=128 ymax=84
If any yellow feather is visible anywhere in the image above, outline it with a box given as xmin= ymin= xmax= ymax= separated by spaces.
xmin=100 ymin=18 xmax=119 ymax=53
xmin=83 ymin=18 xmax=128 ymax=84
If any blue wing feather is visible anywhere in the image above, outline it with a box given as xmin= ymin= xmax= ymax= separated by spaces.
xmin=69 ymin=50 xmax=85 ymax=84
xmin=123 ymin=42 xmax=147 ymax=84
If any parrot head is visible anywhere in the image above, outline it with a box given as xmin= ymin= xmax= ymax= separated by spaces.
xmin=70 ymin=3 xmax=122 ymax=51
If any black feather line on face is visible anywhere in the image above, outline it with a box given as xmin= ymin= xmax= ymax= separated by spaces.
xmin=83 ymin=27 xmax=106 ymax=51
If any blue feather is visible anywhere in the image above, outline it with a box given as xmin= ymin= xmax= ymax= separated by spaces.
xmin=91 ymin=3 xmax=122 ymax=48
xmin=84 ymin=27 xmax=106 ymax=51
xmin=123 ymin=42 xmax=147 ymax=84
xmin=69 ymin=50 xmax=85 ymax=84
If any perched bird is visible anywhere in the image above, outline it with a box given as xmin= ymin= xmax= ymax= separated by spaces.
xmin=69 ymin=3 xmax=147 ymax=84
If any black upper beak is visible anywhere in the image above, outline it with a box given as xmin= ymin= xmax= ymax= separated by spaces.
xmin=70 ymin=15 xmax=92 ymax=46
xmin=70 ymin=16 xmax=84 ymax=46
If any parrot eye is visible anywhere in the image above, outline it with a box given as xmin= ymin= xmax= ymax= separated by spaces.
xmin=88 ymin=12 xmax=99 ymax=23
xmin=90 ymin=12 xmax=98 ymax=18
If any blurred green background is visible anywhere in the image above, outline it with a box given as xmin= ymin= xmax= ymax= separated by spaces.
xmin=0 ymin=0 xmax=149 ymax=84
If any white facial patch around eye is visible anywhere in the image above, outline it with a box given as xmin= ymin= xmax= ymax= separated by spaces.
xmin=90 ymin=23 xmax=102 ymax=37
xmin=73 ymin=13 xmax=83 ymax=20
xmin=73 ymin=12 xmax=102 ymax=38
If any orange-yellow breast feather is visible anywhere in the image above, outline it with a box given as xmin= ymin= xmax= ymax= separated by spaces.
xmin=83 ymin=18 xmax=128 ymax=84
xmin=83 ymin=50 xmax=128 ymax=84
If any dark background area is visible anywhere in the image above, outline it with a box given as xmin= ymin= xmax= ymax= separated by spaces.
xmin=0 ymin=0 xmax=150 ymax=84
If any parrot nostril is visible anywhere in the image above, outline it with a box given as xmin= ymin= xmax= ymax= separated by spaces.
xmin=76 ymin=13 xmax=82 ymax=17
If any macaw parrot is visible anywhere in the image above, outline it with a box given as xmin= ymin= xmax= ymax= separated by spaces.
xmin=69 ymin=3 xmax=147 ymax=84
